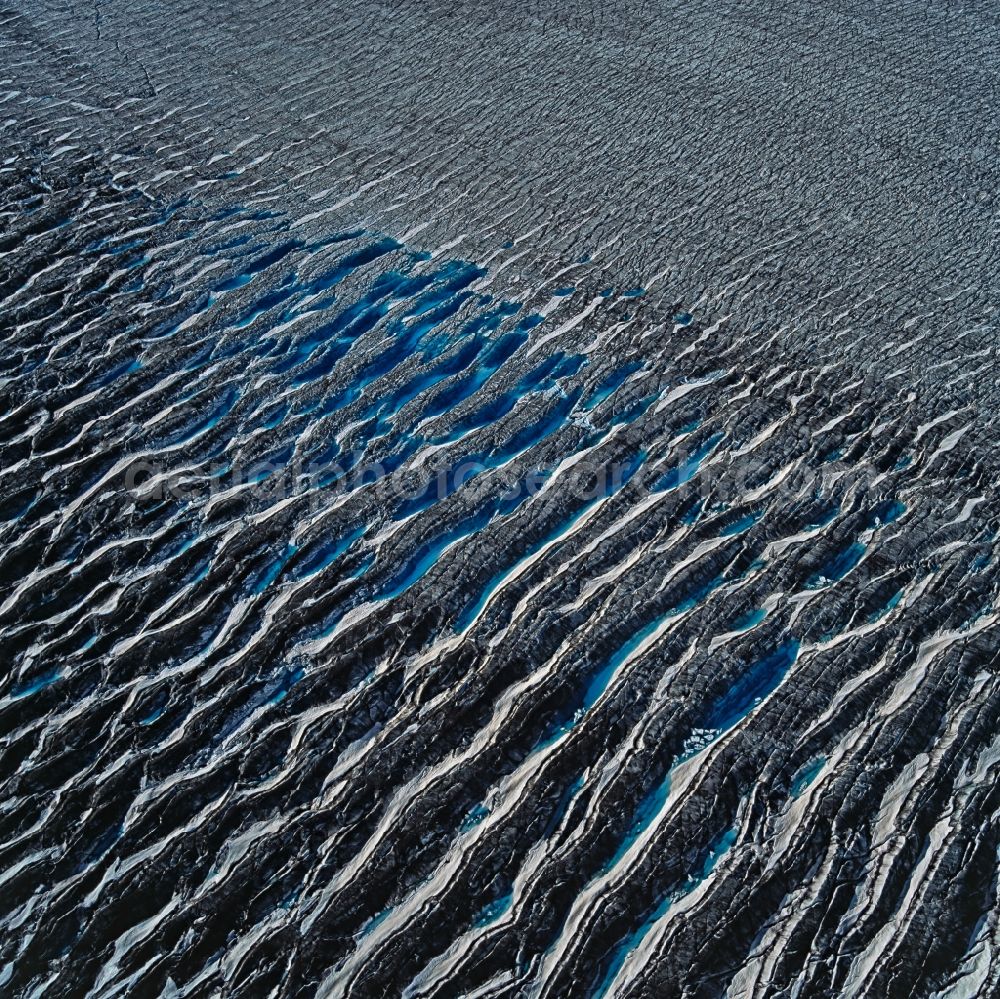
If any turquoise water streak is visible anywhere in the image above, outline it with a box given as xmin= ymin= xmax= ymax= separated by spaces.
xmin=592 ymin=828 xmax=737 ymax=996
xmin=790 ymin=757 xmax=826 ymax=797
xmin=703 ymin=640 xmax=800 ymax=732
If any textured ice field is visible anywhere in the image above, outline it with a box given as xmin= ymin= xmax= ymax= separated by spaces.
xmin=1 ymin=2 xmax=999 ymax=997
